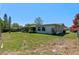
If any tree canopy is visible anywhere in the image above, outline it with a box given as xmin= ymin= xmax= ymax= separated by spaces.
xmin=34 ymin=17 xmax=43 ymax=26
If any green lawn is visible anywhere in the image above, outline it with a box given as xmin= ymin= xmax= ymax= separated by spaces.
xmin=0 ymin=32 xmax=78 ymax=54
xmin=1 ymin=32 xmax=60 ymax=50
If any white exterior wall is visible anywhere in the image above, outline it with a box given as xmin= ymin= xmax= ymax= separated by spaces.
xmin=54 ymin=26 xmax=64 ymax=34
xmin=36 ymin=26 xmax=53 ymax=34
xmin=36 ymin=25 xmax=64 ymax=34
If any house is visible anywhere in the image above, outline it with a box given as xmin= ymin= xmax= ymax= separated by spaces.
xmin=28 ymin=24 xmax=67 ymax=34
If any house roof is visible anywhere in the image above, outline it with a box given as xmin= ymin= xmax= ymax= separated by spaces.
xmin=28 ymin=24 xmax=36 ymax=27
xmin=26 ymin=23 xmax=67 ymax=28
xmin=42 ymin=24 xmax=68 ymax=30
xmin=42 ymin=24 xmax=64 ymax=26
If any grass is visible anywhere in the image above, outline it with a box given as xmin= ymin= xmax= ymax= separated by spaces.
xmin=0 ymin=32 xmax=78 ymax=54
xmin=1 ymin=32 xmax=59 ymax=50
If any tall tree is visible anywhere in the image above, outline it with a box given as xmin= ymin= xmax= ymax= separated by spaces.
xmin=9 ymin=16 xmax=11 ymax=33
xmin=3 ymin=14 xmax=7 ymax=28
xmin=3 ymin=13 xmax=9 ymax=31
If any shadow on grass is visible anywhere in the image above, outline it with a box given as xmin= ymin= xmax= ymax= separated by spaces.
xmin=52 ymin=33 xmax=69 ymax=36
xmin=27 ymin=32 xmax=69 ymax=37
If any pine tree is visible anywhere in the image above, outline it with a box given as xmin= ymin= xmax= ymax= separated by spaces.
xmin=9 ymin=16 xmax=11 ymax=33
xmin=3 ymin=14 xmax=7 ymax=28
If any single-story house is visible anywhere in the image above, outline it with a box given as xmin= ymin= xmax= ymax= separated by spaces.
xmin=27 ymin=24 xmax=67 ymax=34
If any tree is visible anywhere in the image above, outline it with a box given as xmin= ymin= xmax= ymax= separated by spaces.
xmin=3 ymin=14 xmax=8 ymax=28
xmin=70 ymin=13 xmax=79 ymax=40
xmin=3 ymin=13 xmax=9 ymax=32
xmin=0 ymin=18 xmax=2 ymax=40
xmin=18 ymin=25 xmax=23 ymax=31
xmin=11 ymin=23 xmax=20 ymax=32
xmin=70 ymin=13 xmax=79 ymax=32
xmin=9 ymin=16 xmax=11 ymax=33
xmin=34 ymin=17 xmax=43 ymax=26
xmin=0 ymin=17 xmax=4 ymax=40
xmin=0 ymin=17 xmax=4 ymax=32
xmin=24 ymin=24 xmax=32 ymax=32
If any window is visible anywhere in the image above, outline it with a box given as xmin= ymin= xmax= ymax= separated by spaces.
xmin=38 ymin=27 xmax=41 ymax=31
xmin=42 ymin=27 xmax=45 ymax=31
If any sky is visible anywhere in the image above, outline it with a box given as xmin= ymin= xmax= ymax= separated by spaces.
xmin=0 ymin=3 xmax=79 ymax=27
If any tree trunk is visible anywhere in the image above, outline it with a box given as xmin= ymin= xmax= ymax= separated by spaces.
xmin=77 ymin=30 xmax=79 ymax=43
xmin=0 ymin=25 xmax=2 ymax=40
xmin=0 ymin=25 xmax=3 ymax=48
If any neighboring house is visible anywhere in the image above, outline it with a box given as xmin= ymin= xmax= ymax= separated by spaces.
xmin=29 ymin=24 xmax=67 ymax=34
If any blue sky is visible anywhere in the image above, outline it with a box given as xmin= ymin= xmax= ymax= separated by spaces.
xmin=0 ymin=3 xmax=79 ymax=27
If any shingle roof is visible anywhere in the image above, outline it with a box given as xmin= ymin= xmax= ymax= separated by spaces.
xmin=26 ymin=23 xmax=67 ymax=28
xmin=42 ymin=24 xmax=63 ymax=26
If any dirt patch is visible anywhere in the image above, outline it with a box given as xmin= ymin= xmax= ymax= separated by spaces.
xmin=1 ymin=39 xmax=79 ymax=55
xmin=27 ymin=39 xmax=79 ymax=55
